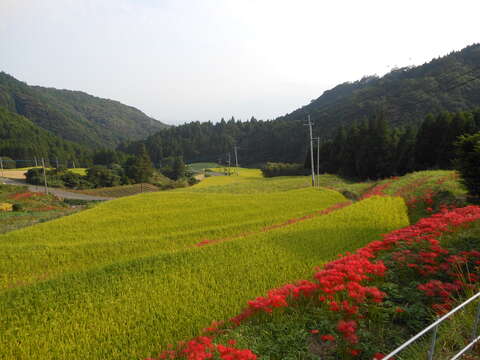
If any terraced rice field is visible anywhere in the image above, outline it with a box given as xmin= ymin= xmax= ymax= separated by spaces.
xmin=0 ymin=170 xmax=410 ymax=359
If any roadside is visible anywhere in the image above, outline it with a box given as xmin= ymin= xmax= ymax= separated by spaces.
xmin=0 ymin=178 xmax=113 ymax=201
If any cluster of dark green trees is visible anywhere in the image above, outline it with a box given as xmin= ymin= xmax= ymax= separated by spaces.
xmin=309 ymin=109 xmax=480 ymax=180
xmin=120 ymin=117 xmax=305 ymax=166
xmin=455 ymin=132 xmax=480 ymax=199
xmin=25 ymin=145 xmax=195 ymax=189
xmin=25 ymin=145 xmax=157 ymax=189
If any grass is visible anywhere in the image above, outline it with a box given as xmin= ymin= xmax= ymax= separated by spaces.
xmin=72 ymin=183 xmax=159 ymax=198
xmin=0 ymin=196 xmax=408 ymax=360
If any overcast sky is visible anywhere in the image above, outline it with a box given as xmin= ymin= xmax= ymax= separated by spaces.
xmin=1 ymin=0 xmax=479 ymax=125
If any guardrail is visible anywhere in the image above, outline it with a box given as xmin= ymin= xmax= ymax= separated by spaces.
xmin=383 ymin=292 xmax=480 ymax=360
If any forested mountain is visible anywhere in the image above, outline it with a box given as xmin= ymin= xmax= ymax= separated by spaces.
xmin=0 ymin=72 xmax=168 ymax=148
xmin=281 ymin=44 xmax=480 ymax=133
xmin=0 ymin=107 xmax=92 ymax=165
xmin=125 ymin=44 xmax=480 ymax=166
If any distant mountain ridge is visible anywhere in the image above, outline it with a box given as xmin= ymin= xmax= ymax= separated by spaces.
xmin=0 ymin=72 xmax=168 ymax=148
xmin=277 ymin=43 xmax=480 ymax=133
xmin=127 ymin=43 xmax=480 ymax=165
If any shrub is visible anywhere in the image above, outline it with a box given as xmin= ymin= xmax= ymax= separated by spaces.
xmin=12 ymin=203 xmax=25 ymax=212
xmin=86 ymin=166 xmax=121 ymax=188
xmin=261 ymin=162 xmax=307 ymax=177
xmin=455 ymin=132 xmax=480 ymax=199
xmin=25 ymin=168 xmax=45 ymax=185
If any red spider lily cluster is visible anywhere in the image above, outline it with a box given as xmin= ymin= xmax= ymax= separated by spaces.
xmin=8 ymin=191 xmax=44 ymax=200
xmin=149 ymin=205 xmax=480 ymax=360
xmin=360 ymin=180 xmax=394 ymax=199
xmin=150 ymin=337 xmax=257 ymax=360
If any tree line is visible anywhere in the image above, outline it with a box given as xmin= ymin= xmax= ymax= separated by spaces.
xmin=310 ymin=109 xmax=480 ymax=180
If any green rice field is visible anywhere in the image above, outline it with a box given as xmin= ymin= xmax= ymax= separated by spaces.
xmin=0 ymin=170 xmax=411 ymax=359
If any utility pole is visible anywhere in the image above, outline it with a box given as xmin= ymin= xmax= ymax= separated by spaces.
xmin=305 ymin=114 xmax=315 ymax=187
xmin=317 ymin=137 xmax=320 ymax=187
xmin=41 ymin=157 xmax=48 ymax=195
xmin=233 ymin=145 xmax=239 ymax=175
xmin=55 ymin=157 xmax=59 ymax=169
xmin=227 ymin=153 xmax=231 ymax=176
xmin=312 ymin=137 xmax=320 ymax=187
xmin=34 ymin=156 xmax=38 ymax=167
xmin=0 ymin=157 xmax=4 ymax=178
xmin=72 ymin=160 xmax=76 ymax=169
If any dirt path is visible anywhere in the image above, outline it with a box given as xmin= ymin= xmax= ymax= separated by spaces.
xmin=1 ymin=178 xmax=113 ymax=201
xmin=195 ymin=201 xmax=352 ymax=247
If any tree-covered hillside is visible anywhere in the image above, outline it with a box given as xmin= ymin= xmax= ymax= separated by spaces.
xmin=285 ymin=43 xmax=480 ymax=132
xmin=125 ymin=44 xmax=480 ymax=166
xmin=0 ymin=106 xmax=92 ymax=165
xmin=0 ymin=72 xmax=168 ymax=148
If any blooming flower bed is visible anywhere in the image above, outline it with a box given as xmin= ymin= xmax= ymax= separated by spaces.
xmin=150 ymin=205 xmax=480 ymax=360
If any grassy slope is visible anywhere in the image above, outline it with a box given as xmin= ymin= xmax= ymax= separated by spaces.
xmin=72 ymin=183 xmax=159 ymax=198
xmin=0 ymin=187 xmax=345 ymax=292
xmin=0 ymin=196 xmax=408 ymax=359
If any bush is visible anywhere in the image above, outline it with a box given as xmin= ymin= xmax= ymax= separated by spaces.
xmin=86 ymin=166 xmax=121 ymax=188
xmin=60 ymin=172 xmax=92 ymax=189
xmin=261 ymin=162 xmax=307 ymax=177
xmin=455 ymin=132 xmax=480 ymax=199
xmin=12 ymin=203 xmax=25 ymax=212
xmin=25 ymin=168 xmax=45 ymax=185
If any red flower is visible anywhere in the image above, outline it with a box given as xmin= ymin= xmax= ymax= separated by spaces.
xmin=321 ymin=334 xmax=335 ymax=342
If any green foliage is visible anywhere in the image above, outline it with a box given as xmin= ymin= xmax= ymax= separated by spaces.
xmin=160 ymin=156 xmax=186 ymax=180
xmin=25 ymin=168 xmax=45 ymax=186
xmin=0 ymin=72 xmax=167 ymax=149
xmin=0 ymin=107 xmax=92 ymax=164
xmin=124 ymin=144 xmax=155 ymax=183
xmin=314 ymin=110 xmax=479 ymax=180
xmin=26 ymin=167 xmax=94 ymax=189
xmin=261 ymin=162 xmax=307 ymax=177
xmin=454 ymin=132 xmax=480 ymax=199
xmin=86 ymin=166 xmax=122 ymax=188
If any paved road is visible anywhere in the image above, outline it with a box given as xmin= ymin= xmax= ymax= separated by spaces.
xmin=1 ymin=178 xmax=113 ymax=201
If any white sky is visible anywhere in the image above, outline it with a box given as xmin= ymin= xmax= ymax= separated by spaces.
xmin=0 ymin=0 xmax=479 ymax=125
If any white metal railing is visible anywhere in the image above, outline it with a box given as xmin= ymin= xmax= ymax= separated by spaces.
xmin=383 ymin=292 xmax=480 ymax=360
